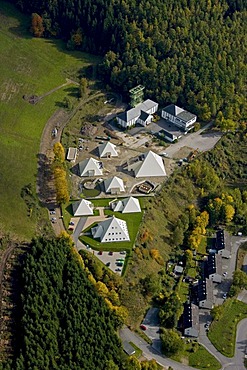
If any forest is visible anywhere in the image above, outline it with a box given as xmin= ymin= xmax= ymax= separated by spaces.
xmin=11 ymin=236 xmax=123 ymax=370
xmin=9 ymin=0 xmax=247 ymax=120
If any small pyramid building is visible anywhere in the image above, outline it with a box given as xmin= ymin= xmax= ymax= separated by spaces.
xmin=98 ymin=142 xmax=118 ymax=158
xmin=128 ymin=150 xmax=166 ymax=178
xmin=111 ymin=197 xmax=141 ymax=213
xmin=91 ymin=216 xmax=130 ymax=243
xmin=104 ymin=176 xmax=125 ymax=194
xmin=72 ymin=199 xmax=94 ymax=216
xmin=78 ymin=157 xmax=103 ymax=177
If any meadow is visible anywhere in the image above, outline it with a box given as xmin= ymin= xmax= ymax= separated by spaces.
xmin=0 ymin=1 xmax=100 ymax=239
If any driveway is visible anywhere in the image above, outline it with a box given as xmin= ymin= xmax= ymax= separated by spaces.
xmin=141 ymin=308 xmax=161 ymax=351
xmin=163 ymin=123 xmax=223 ymax=158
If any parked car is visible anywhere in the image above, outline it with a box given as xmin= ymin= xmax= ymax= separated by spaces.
xmin=51 ymin=217 xmax=57 ymax=222
xmin=69 ymin=221 xmax=75 ymax=226
xmin=222 ymin=272 xmax=228 ymax=277
xmin=106 ymin=262 xmax=111 ymax=267
xmin=109 ymin=251 xmax=113 ymax=256
xmin=140 ymin=324 xmax=147 ymax=331
xmin=120 ymin=251 xmax=126 ymax=255
xmin=115 ymin=268 xmax=121 ymax=272
xmin=223 ymin=293 xmax=227 ymax=299
xmin=204 ymin=323 xmax=210 ymax=329
xmin=50 ymin=210 xmax=56 ymax=215
xmin=98 ymin=251 xmax=103 ymax=255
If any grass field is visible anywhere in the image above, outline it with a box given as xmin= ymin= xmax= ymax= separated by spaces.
xmin=0 ymin=2 xmax=100 ymax=239
xmin=208 ymin=299 xmax=247 ymax=357
xmin=171 ymin=342 xmax=221 ymax=370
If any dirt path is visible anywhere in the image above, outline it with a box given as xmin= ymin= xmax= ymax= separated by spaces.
xmin=37 ymin=91 xmax=105 ymax=235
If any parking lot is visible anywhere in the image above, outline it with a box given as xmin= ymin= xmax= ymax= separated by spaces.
xmin=88 ymin=249 xmax=127 ymax=275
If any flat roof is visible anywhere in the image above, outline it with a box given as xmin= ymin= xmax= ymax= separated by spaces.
xmin=149 ymin=117 xmax=184 ymax=137
xmin=67 ymin=147 xmax=77 ymax=160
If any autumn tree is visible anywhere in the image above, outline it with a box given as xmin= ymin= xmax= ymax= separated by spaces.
xmin=30 ymin=13 xmax=44 ymax=37
xmin=53 ymin=142 xmax=65 ymax=162
xmin=53 ymin=167 xmax=69 ymax=204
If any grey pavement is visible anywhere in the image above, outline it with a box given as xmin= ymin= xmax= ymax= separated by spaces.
xmin=159 ymin=122 xmax=222 ymax=158
xmin=142 ymin=308 xmax=161 ymax=351
xmin=120 ymin=326 xmax=196 ymax=370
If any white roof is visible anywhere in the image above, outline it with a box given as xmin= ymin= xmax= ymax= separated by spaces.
xmin=67 ymin=147 xmax=77 ymax=161
xmin=104 ymin=176 xmax=125 ymax=193
xmin=134 ymin=151 xmax=166 ymax=177
xmin=111 ymin=197 xmax=141 ymax=213
xmin=72 ymin=199 xmax=94 ymax=216
xmin=91 ymin=216 xmax=130 ymax=243
xmin=98 ymin=142 xmax=118 ymax=158
xmin=78 ymin=157 xmax=103 ymax=177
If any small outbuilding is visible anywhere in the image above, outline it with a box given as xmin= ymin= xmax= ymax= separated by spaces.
xmin=110 ymin=196 xmax=141 ymax=213
xmin=98 ymin=141 xmax=118 ymax=158
xmin=78 ymin=157 xmax=103 ymax=177
xmin=67 ymin=147 xmax=78 ymax=162
xmin=72 ymin=199 xmax=94 ymax=216
xmin=122 ymin=341 xmax=136 ymax=356
xmin=104 ymin=176 xmax=125 ymax=194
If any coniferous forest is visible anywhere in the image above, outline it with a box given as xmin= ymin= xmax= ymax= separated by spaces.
xmin=10 ymin=0 xmax=247 ymax=120
xmin=12 ymin=237 xmax=123 ymax=370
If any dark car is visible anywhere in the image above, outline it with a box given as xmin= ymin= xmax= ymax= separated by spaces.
xmin=98 ymin=251 xmax=103 ymax=255
xmin=140 ymin=324 xmax=147 ymax=330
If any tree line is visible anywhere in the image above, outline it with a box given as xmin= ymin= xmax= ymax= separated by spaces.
xmin=9 ymin=0 xmax=247 ymax=121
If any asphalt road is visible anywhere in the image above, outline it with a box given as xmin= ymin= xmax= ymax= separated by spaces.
xmin=120 ymin=326 xmax=196 ymax=370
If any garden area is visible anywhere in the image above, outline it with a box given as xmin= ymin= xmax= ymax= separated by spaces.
xmin=79 ymin=210 xmax=143 ymax=251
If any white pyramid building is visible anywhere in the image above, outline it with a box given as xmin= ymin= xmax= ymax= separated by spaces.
xmin=98 ymin=142 xmax=118 ymax=158
xmin=91 ymin=216 xmax=130 ymax=243
xmin=111 ymin=197 xmax=141 ymax=213
xmin=72 ymin=199 xmax=94 ymax=216
xmin=78 ymin=157 xmax=103 ymax=177
xmin=104 ymin=176 xmax=125 ymax=194
xmin=129 ymin=151 xmax=166 ymax=178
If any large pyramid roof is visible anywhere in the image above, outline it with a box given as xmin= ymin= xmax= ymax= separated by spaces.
xmin=91 ymin=216 xmax=130 ymax=243
xmin=72 ymin=199 xmax=94 ymax=216
xmin=134 ymin=151 xmax=166 ymax=178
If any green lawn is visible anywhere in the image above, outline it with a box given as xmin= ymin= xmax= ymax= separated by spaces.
xmin=188 ymin=344 xmax=221 ymax=370
xmin=172 ymin=342 xmax=221 ymax=370
xmin=0 ymin=1 xmax=100 ymax=239
xmin=80 ymin=211 xmax=143 ymax=251
xmin=208 ymin=299 xmax=247 ymax=357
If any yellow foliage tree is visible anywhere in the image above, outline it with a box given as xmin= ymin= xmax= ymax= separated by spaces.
xmin=53 ymin=166 xmax=69 ymax=204
xmin=224 ymin=204 xmax=235 ymax=223
xmin=95 ymin=281 xmax=109 ymax=297
xmin=53 ymin=142 xmax=65 ymax=162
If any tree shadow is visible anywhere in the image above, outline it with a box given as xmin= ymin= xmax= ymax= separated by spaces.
xmin=63 ymin=86 xmax=79 ymax=98
xmin=36 ymin=153 xmax=56 ymax=205
xmin=55 ymin=101 xmax=66 ymax=108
